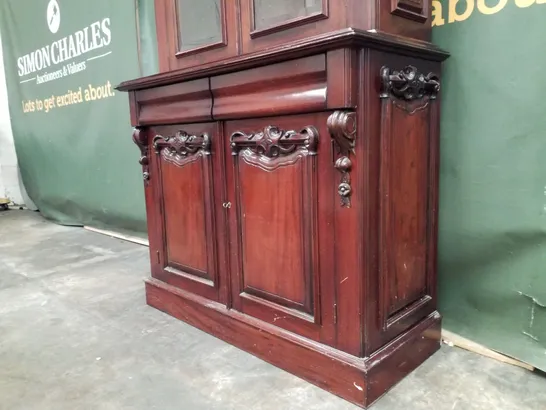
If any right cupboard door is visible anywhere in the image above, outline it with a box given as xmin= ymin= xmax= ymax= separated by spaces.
xmin=224 ymin=113 xmax=337 ymax=345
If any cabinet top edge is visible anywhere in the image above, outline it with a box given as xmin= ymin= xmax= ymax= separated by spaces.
xmin=117 ymin=28 xmax=449 ymax=92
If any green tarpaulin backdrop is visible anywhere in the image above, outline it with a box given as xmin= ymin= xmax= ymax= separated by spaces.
xmin=0 ymin=0 xmax=146 ymax=237
xmin=0 ymin=0 xmax=544 ymax=371
xmin=432 ymin=0 xmax=546 ymax=371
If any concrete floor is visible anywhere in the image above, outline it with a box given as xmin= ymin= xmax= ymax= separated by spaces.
xmin=0 ymin=210 xmax=545 ymax=410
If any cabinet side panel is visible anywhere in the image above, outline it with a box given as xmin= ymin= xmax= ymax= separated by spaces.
xmin=381 ymin=107 xmax=428 ymax=316
xmin=365 ymin=51 xmax=441 ymax=353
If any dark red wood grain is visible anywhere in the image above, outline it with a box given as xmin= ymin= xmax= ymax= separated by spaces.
xmin=145 ymin=122 xmax=227 ymax=303
xmin=223 ymin=113 xmax=338 ymax=345
xmin=363 ymin=50 xmax=441 ymax=352
xmin=378 ymin=0 xmax=432 ymax=42
xmin=211 ymin=55 xmax=327 ymax=119
xmin=135 ymin=79 xmax=212 ymax=125
xmin=116 ymin=28 xmax=448 ymax=92
xmin=145 ymin=278 xmax=441 ymax=408
xmin=123 ymin=2 xmax=448 ymax=408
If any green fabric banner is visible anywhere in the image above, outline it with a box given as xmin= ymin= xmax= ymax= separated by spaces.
xmin=432 ymin=0 xmax=546 ymax=371
xmin=0 ymin=0 xmax=146 ymax=236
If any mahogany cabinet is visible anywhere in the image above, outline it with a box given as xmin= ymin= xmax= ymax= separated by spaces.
xmin=118 ymin=0 xmax=449 ymax=407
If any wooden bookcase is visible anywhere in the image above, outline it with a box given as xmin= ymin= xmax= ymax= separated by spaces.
xmin=117 ymin=1 xmax=449 ymax=407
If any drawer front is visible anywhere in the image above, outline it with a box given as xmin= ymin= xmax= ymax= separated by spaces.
xmin=147 ymin=122 xmax=228 ymax=303
xmin=135 ymin=78 xmax=213 ymax=125
xmin=224 ymin=112 xmax=338 ymax=345
xmin=210 ymin=54 xmax=327 ymax=120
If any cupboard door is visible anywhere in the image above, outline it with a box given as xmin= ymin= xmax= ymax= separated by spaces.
xmin=240 ymin=0 xmax=343 ymax=54
xmin=149 ymin=122 xmax=227 ymax=303
xmin=225 ymin=113 xmax=336 ymax=345
xmin=154 ymin=0 xmax=238 ymax=72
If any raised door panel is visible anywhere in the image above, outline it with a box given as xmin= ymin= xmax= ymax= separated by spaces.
xmin=365 ymin=52 xmax=441 ymax=352
xmin=149 ymin=122 xmax=227 ymax=303
xmin=225 ymin=113 xmax=336 ymax=345
xmin=162 ymin=158 xmax=209 ymax=277
xmin=382 ymin=107 xmax=428 ymax=316
xmin=240 ymin=0 xmax=344 ymax=54
xmin=154 ymin=0 xmax=238 ymax=72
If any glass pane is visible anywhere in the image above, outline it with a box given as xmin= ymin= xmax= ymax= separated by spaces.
xmin=177 ymin=0 xmax=223 ymax=52
xmin=253 ymin=0 xmax=322 ymax=31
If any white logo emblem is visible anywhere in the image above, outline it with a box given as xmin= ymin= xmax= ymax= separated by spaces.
xmin=46 ymin=0 xmax=61 ymax=34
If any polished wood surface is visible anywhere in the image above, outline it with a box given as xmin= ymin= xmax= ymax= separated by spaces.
xmin=211 ymin=54 xmax=327 ymax=119
xmin=135 ymin=78 xmax=212 ymax=125
xmin=224 ymin=113 xmax=337 ymax=344
xmin=146 ymin=277 xmax=441 ymax=408
xmin=149 ymin=0 xmax=434 ymax=73
xmin=117 ymin=28 xmax=448 ymax=92
xmin=378 ymin=0 xmax=431 ymax=41
xmin=364 ymin=51 xmax=441 ymax=351
xmin=381 ymin=106 xmax=428 ymax=317
xmin=146 ymin=122 xmax=227 ymax=303
xmin=120 ymin=1 xmax=448 ymax=407
xmin=162 ymin=157 xmax=209 ymax=274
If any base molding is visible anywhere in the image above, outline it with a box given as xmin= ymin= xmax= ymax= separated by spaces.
xmin=145 ymin=278 xmax=441 ymax=408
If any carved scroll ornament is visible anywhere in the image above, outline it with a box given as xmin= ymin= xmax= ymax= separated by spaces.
xmin=153 ymin=131 xmax=211 ymax=167
xmin=327 ymin=111 xmax=356 ymax=208
xmin=380 ymin=65 xmax=440 ymax=102
xmin=132 ymin=127 xmax=150 ymax=182
xmin=230 ymin=125 xmax=318 ymax=171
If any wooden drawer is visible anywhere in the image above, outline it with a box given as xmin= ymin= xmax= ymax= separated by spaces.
xmin=133 ymin=78 xmax=213 ymax=125
xmin=127 ymin=52 xmax=360 ymax=126
xmin=211 ymin=54 xmax=328 ymax=120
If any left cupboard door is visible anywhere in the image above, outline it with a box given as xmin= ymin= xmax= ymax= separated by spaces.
xmin=145 ymin=122 xmax=228 ymax=304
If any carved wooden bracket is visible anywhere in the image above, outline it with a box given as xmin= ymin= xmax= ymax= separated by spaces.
xmin=230 ymin=125 xmax=318 ymax=171
xmin=380 ymin=65 xmax=440 ymax=101
xmin=132 ymin=127 xmax=150 ymax=183
xmin=153 ymin=131 xmax=211 ymax=167
xmin=327 ymin=111 xmax=356 ymax=208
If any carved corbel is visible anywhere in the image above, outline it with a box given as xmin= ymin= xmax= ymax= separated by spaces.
xmin=327 ymin=111 xmax=356 ymax=208
xmin=380 ymin=65 xmax=440 ymax=113
xmin=132 ymin=127 xmax=150 ymax=183
xmin=152 ymin=131 xmax=211 ymax=167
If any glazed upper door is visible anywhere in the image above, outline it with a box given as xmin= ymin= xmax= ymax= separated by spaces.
xmin=147 ymin=122 xmax=228 ymax=303
xmin=224 ymin=112 xmax=337 ymax=346
xmin=154 ymin=0 xmax=238 ymax=72
xmin=240 ymin=0 xmax=343 ymax=53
